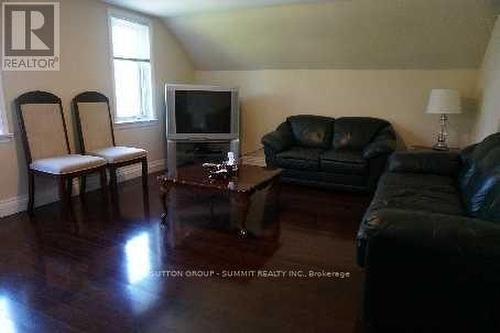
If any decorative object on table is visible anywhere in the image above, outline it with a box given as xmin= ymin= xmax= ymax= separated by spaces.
xmin=226 ymin=152 xmax=238 ymax=172
xmin=425 ymin=89 xmax=462 ymax=151
xmin=202 ymin=152 xmax=239 ymax=180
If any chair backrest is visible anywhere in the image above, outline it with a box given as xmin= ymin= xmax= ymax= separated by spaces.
xmin=72 ymin=91 xmax=115 ymax=153
xmin=16 ymin=91 xmax=70 ymax=163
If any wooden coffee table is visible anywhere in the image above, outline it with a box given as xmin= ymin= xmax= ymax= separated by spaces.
xmin=158 ymin=164 xmax=282 ymax=238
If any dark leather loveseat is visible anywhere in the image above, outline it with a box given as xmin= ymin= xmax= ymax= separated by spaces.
xmin=261 ymin=115 xmax=397 ymax=191
xmin=357 ymin=132 xmax=500 ymax=332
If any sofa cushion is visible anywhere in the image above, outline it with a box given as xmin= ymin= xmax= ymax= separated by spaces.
xmin=372 ymin=186 xmax=464 ymax=216
xmin=282 ymin=169 xmax=366 ymax=188
xmin=333 ymin=117 xmax=391 ymax=150
xmin=320 ymin=150 xmax=367 ymax=175
xmin=276 ymin=147 xmax=323 ymax=171
xmin=388 ymin=151 xmax=461 ymax=176
xmin=366 ymin=173 xmax=464 ymax=217
xmin=379 ymin=172 xmax=456 ymax=190
xmin=356 ymin=172 xmax=464 ymax=266
xmin=287 ymin=115 xmax=334 ymax=149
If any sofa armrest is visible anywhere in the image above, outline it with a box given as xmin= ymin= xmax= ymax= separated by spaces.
xmin=363 ymin=209 xmax=500 ymax=331
xmin=261 ymin=122 xmax=294 ymax=153
xmin=388 ymin=150 xmax=461 ymax=176
xmin=363 ymin=139 xmax=397 ymax=159
xmin=362 ymin=126 xmax=398 ymax=159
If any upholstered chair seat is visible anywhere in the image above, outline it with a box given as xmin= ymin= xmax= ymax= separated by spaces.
xmin=89 ymin=146 xmax=147 ymax=164
xmin=30 ymin=154 xmax=107 ymax=175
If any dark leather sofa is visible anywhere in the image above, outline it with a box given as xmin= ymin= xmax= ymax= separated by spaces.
xmin=357 ymin=132 xmax=500 ymax=332
xmin=261 ymin=115 xmax=397 ymax=191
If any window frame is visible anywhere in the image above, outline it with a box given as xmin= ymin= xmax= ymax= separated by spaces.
xmin=107 ymin=9 xmax=157 ymax=125
xmin=0 ymin=73 xmax=13 ymax=143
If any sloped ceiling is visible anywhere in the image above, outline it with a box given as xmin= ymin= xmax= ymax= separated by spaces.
xmin=105 ymin=0 xmax=500 ymax=70
xmin=102 ymin=0 xmax=333 ymax=17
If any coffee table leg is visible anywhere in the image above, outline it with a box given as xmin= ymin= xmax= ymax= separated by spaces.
xmin=231 ymin=192 xmax=251 ymax=239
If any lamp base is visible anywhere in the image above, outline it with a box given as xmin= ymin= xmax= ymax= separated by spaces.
xmin=432 ymin=142 xmax=449 ymax=151
xmin=433 ymin=114 xmax=449 ymax=151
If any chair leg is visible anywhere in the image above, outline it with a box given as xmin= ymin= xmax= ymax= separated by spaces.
xmin=58 ymin=177 xmax=69 ymax=218
xmin=67 ymin=177 xmax=73 ymax=198
xmin=141 ymin=158 xmax=150 ymax=219
xmin=99 ymin=168 xmax=110 ymax=205
xmin=109 ymin=168 xmax=120 ymax=220
xmin=80 ymin=175 xmax=87 ymax=197
xmin=99 ymin=169 xmax=107 ymax=192
xmin=141 ymin=158 xmax=148 ymax=191
xmin=62 ymin=177 xmax=76 ymax=224
xmin=58 ymin=177 xmax=67 ymax=202
xmin=109 ymin=166 xmax=118 ymax=191
xmin=28 ymin=171 xmax=35 ymax=216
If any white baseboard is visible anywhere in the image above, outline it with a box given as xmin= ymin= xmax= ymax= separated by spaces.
xmin=0 ymin=159 xmax=165 ymax=218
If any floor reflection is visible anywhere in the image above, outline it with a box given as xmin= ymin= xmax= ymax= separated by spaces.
xmin=163 ymin=186 xmax=281 ymax=248
xmin=0 ymin=297 xmax=16 ymax=333
xmin=125 ymin=232 xmax=152 ymax=284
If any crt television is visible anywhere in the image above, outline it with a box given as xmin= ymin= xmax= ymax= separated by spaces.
xmin=165 ymin=84 xmax=240 ymax=141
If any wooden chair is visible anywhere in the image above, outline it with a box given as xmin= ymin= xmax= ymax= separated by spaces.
xmin=16 ymin=91 xmax=108 ymax=216
xmin=72 ymin=91 xmax=148 ymax=193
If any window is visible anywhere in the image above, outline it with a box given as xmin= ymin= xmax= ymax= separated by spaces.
xmin=109 ymin=14 xmax=154 ymax=123
xmin=0 ymin=73 xmax=9 ymax=138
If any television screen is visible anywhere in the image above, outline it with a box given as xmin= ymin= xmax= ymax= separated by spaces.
xmin=175 ymin=90 xmax=232 ymax=134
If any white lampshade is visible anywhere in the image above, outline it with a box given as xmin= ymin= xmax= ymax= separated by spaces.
xmin=426 ymin=89 xmax=462 ymax=114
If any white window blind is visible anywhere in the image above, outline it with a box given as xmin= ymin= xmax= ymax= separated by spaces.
xmin=110 ymin=16 xmax=154 ymax=122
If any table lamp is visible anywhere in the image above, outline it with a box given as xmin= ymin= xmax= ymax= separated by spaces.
xmin=425 ymin=89 xmax=462 ymax=151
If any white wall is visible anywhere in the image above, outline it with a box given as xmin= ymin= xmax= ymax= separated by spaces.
xmin=0 ymin=0 xmax=194 ymax=215
xmin=474 ymin=16 xmax=500 ymax=142
xmin=197 ymin=69 xmax=479 ymax=153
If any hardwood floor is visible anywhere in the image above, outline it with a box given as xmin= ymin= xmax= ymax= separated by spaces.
xmin=0 ymin=172 xmax=371 ymax=332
